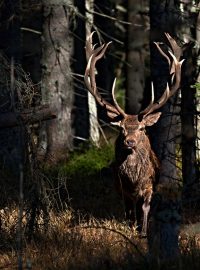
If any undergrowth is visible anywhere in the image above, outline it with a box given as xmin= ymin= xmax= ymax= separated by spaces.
xmin=1 ymin=143 xmax=200 ymax=269
xmin=1 ymin=208 xmax=200 ymax=270
xmin=40 ymin=143 xmax=124 ymax=219
xmin=59 ymin=143 xmax=114 ymax=178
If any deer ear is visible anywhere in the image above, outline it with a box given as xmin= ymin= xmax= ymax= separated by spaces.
xmin=143 ymin=112 xmax=162 ymax=126
xmin=110 ymin=120 xmax=121 ymax=126
xmin=108 ymin=112 xmax=123 ymax=126
xmin=107 ymin=111 xmax=119 ymax=119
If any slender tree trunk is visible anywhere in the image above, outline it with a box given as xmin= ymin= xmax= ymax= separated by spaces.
xmin=180 ymin=1 xmax=199 ymax=204
xmin=38 ymin=1 xmax=73 ymax=163
xmin=126 ymin=0 xmax=149 ymax=114
xmin=148 ymin=0 xmax=182 ymax=263
xmin=94 ymin=0 xmax=115 ymax=117
xmin=196 ymin=3 xmax=200 ymax=168
xmin=85 ymin=0 xmax=100 ymax=146
xmin=21 ymin=0 xmax=42 ymax=89
xmin=73 ymin=0 xmax=90 ymax=145
xmin=0 ymin=0 xmax=23 ymax=173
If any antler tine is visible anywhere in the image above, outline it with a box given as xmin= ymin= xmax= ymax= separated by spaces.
xmin=84 ymin=33 xmax=126 ymax=118
xmin=88 ymin=42 xmax=111 ymax=97
xmin=139 ymin=82 xmax=155 ymax=116
xmin=165 ymin=33 xmax=182 ymax=60
xmin=112 ymin=78 xmax=126 ymax=117
xmin=85 ymin=32 xmax=99 ymax=61
xmin=85 ymin=32 xmax=94 ymax=60
xmin=85 ymin=44 xmax=115 ymax=110
xmin=153 ymin=42 xmax=171 ymax=67
xmin=139 ymin=34 xmax=183 ymax=117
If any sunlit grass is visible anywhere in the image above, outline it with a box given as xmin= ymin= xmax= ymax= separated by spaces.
xmin=0 ymin=208 xmax=145 ymax=270
xmin=0 ymin=142 xmax=200 ymax=269
xmin=0 ymin=206 xmax=200 ymax=270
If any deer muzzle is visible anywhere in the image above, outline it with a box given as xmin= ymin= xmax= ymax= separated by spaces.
xmin=124 ymin=139 xmax=136 ymax=149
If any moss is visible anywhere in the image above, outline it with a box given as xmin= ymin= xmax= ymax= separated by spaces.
xmin=59 ymin=144 xmax=114 ymax=178
xmin=41 ymin=143 xmax=122 ymax=218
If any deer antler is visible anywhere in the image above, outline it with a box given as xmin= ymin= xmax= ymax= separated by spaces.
xmin=84 ymin=32 xmax=126 ymax=120
xmin=139 ymin=33 xmax=184 ymax=117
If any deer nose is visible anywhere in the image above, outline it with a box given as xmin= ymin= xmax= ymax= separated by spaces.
xmin=125 ymin=139 xmax=135 ymax=148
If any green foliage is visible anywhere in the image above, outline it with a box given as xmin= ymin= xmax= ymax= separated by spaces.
xmin=191 ymin=82 xmax=200 ymax=98
xmin=41 ymin=143 xmax=122 ymax=218
xmin=59 ymin=144 xmax=114 ymax=178
xmin=194 ymin=82 xmax=200 ymax=90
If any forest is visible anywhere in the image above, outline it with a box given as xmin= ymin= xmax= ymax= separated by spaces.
xmin=0 ymin=0 xmax=199 ymax=269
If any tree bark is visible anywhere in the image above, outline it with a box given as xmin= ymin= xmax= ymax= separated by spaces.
xmin=72 ymin=0 xmax=90 ymax=145
xmin=0 ymin=0 xmax=23 ymax=172
xmin=38 ymin=1 xmax=74 ymax=163
xmin=126 ymin=0 xmax=149 ymax=114
xmin=148 ymin=0 xmax=182 ymax=263
xmin=94 ymin=0 xmax=116 ymax=117
xmin=85 ymin=0 xmax=100 ymax=146
xmin=21 ymin=0 xmax=42 ymax=88
xmin=196 ymin=4 xmax=200 ymax=171
xmin=180 ymin=1 xmax=199 ymax=205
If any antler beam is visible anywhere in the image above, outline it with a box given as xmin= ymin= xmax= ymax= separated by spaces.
xmin=84 ymin=32 xmax=126 ymax=120
xmin=140 ymin=33 xmax=184 ymax=117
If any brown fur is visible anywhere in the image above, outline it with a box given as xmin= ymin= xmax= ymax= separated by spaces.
xmin=112 ymin=115 xmax=160 ymax=236
xmin=84 ymin=33 xmax=182 ymax=236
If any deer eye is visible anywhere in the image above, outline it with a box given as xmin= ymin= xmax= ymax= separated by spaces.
xmin=139 ymin=127 xmax=145 ymax=131
xmin=122 ymin=128 xmax=127 ymax=135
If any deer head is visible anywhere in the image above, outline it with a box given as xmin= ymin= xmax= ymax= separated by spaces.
xmin=84 ymin=32 xmax=183 ymax=151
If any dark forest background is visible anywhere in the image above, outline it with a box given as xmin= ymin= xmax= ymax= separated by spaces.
xmin=0 ymin=0 xmax=199 ymax=269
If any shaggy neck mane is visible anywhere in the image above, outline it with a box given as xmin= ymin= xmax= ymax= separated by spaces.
xmin=117 ymin=133 xmax=157 ymax=184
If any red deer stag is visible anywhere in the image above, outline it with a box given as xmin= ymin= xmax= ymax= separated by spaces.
xmin=84 ymin=32 xmax=183 ymax=236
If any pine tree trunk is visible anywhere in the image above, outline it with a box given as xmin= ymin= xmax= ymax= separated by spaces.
xmin=180 ymin=1 xmax=198 ymax=205
xmin=85 ymin=0 xmax=100 ymax=147
xmin=94 ymin=0 xmax=115 ymax=115
xmin=38 ymin=1 xmax=73 ymax=163
xmin=196 ymin=4 xmax=200 ymax=168
xmin=0 ymin=0 xmax=23 ymax=173
xmin=73 ymin=0 xmax=90 ymax=145
xmin=21 ymin=0 xmax=42 ymax=87
xmin=148 ymin=0 xmax=182 ymax=263
xmin=126 ymin=0 xmax=149 ymax=114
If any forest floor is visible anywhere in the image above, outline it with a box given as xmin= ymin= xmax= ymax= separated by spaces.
xmin=0 ymin=142 xmax=200 ymax=269
xmin=0 ymin=207 xmax=200 ymax=270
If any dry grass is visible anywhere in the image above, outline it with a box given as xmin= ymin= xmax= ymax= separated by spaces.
xmin=0 ymin=146 xmax=199 ymax=269
xmin=0 ymin=208 xmax=146 ymax=270
xmin=1 ymin=207 xmax=200 ymax=270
